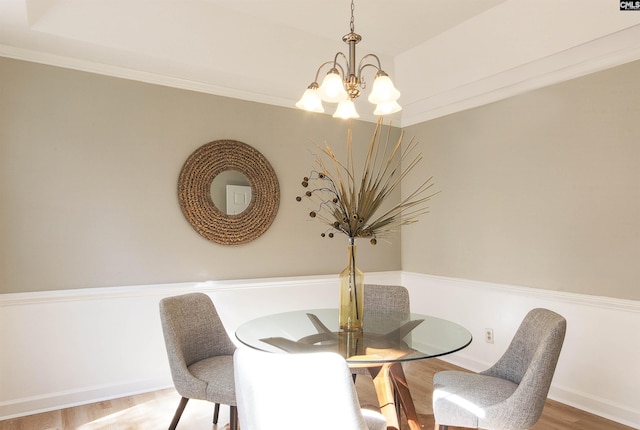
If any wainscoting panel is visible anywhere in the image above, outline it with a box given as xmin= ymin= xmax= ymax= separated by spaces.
xmin=0 ymin=272 xmax=399 ymax=420
xmin=1 ymin=271 xmax=638 ymax=428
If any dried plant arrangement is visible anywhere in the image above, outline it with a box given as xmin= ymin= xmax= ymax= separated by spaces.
xmin=297 ymin=118 xmax=438 ymax=244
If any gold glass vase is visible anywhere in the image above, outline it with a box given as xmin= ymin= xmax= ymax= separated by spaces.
xmin=339 ymin=237 xmax=364 ymax=331
xmin=338 ymin=330 xmax=364 ymax=358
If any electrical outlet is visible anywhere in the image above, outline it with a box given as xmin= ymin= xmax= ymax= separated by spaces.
xmin=485 ymin=328 xmax=494 ymax=344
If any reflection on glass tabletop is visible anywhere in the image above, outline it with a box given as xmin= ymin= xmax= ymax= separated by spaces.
xmin=235 ymin=308 xmax=472 ymax=364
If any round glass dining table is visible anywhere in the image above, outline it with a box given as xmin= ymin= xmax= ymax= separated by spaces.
xmin=235 ymin=308 xmax=472 ymax=430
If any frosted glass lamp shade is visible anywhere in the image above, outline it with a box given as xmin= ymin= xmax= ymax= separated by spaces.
xmin=367 ymin=74 xmax=401 ymax=104
xmin=373 ymin=100 xmax=402 ymax=116
xmin=318 ymin=70 xmax=348 ymax=103
xmin=332 ymin=99 xmax=359 ymax=119
xmin=296 ymin=87 xmax=325 ymax=113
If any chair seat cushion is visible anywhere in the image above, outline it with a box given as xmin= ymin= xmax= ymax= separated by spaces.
xmin=188 ymin=355 xmax=236 ymax=405
xmin=361 ymin=408 xmax=388 ymax=430
xmin=433 ymin=370 xmax=518 ymax=428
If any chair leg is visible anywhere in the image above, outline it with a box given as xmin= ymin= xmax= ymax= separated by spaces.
xmin=212 ymin=403 xmax=220 ymax=424
xmin=169 ymin=397 xmax=189 ymax=430
xmin=229 ymin=405 xmax=238 ymax=430
xmin=394 ymin=388 xmax=401 ymax=429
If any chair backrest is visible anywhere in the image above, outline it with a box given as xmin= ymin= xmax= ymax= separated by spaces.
xmin=159 ymin=293 xmax=236 ymax=392
xmin=234 ymin=348 xmax=372 ymax=430
xmin=480 ymin=308 xmax=566 ymax=428
xmin=363 ymin=284 xmax=410 ymax=333
xmin=482 ymin=308 xmax=566 ymax=384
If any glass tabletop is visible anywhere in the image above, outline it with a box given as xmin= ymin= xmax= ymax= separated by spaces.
xmin=235 ymin=308 xmax=472 ymax=364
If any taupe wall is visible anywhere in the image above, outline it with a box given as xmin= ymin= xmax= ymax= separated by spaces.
xmin=0 ymin=57 xmax=402 ymax=293
xmin=402 ymin=60 xmax=640 ymax=301
xmin=3 ymin=56 xmax=639 ymax=300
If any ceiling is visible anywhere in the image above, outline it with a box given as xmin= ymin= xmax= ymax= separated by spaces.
xmin=2 ymin=0 xmax=640 ymax=126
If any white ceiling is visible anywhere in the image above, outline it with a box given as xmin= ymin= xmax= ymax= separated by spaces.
xmin=2 ymin=0 xmax=640 ymax=126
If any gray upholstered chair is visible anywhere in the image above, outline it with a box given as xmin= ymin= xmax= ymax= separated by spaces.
xmin=352 ymin=284 xmax=410 ymax=377
xmin=363 ymin=284 xmax=411 ymax=333
xmin=159 ymin=293 xmax=238 ymax=430
xmin=354 ymin=285 xmax=411 ymax=418
xmin=234 ymin=348 xmax=387 ymax=430
xmin=432 ymin=308 xmax=566 ymax=430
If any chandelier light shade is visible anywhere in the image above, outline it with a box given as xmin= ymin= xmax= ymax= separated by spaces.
xmin=295 ymin=84 xmax=325 ymax=112
xmin=318 ymin=70 xmax=349 ymax=102
xmin=333 ymin=99 xmax=360 ymax=119
xmin=296 ymin=0 xmax=401 ymax=119
xmin=367 ymin=72 xmax=401 ymax=104
xmin=373 ymin=100 xmax=402 ymax=116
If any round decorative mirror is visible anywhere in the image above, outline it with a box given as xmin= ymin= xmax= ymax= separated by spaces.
xmin=178 ymin=139 xmax=280 ymax=245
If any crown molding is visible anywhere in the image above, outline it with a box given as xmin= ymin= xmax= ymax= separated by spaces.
xmin=3 ymin=24 xmax=640 ymax=128
xmin=400 ymin=25 xmax=640 ymax=127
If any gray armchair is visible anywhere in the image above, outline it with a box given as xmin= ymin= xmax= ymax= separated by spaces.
xmin=352 ymin=284 xmax=411 ymax=380
xmin=356 ymin=285 xmax=411 ymax=420
xmin=352 ymin=284 xmax=410 ymax=371
xmin=159 ymin=293 xmax=238 ymax=430
xmin=363 ymin=284 xmax=411 ymax=333
xmin=432 ymin=308 xmax=566 ymax=430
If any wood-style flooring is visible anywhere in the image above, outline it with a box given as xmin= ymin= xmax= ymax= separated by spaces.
xmin=0 ymin=358 xmax=634 ymax=430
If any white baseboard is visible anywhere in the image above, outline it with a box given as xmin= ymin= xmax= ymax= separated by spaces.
xmin=0 ymin=379 xmax=172 ymax=420
xmin=550 ymin=384 xmax=639 ymax=429
xmin=1 ymin=271 xmax=638 ymax=428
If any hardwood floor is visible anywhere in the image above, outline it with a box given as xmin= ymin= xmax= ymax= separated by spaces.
xmin=0 ymin=359 xmax=634 ymax=430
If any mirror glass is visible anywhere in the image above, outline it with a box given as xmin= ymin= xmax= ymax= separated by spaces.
xmin=210 ymin=170 xmax=252 ymax=215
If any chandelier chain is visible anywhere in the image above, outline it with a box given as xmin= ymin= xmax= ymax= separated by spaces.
xmin=350 ymin=0 xmax=355 ymax=33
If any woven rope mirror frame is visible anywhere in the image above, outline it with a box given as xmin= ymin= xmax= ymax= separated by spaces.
xmin=178 ymin=139 xmax=280 ymax=245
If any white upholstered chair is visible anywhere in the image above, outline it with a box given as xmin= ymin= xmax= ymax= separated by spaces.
xmin=159 ymin=293 xmax=238 ymax=430
xmin=432 ymin=308 xmax=566 ymax=430
xmin=234 ymin=348 xmax=387 ymax=430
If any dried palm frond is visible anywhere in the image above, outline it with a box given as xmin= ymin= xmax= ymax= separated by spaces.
xmin=297 ymin=118 xmax=438 ymax=244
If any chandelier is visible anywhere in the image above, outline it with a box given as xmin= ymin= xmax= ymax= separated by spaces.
xmin=295 ymin=0 xmax=401 ymax=119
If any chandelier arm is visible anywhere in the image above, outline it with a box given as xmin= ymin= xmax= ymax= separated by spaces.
xmin=313 ymin=61 xmax=338 ymax=83
xmin=357 ymin=53 xmax=383 ymax=78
